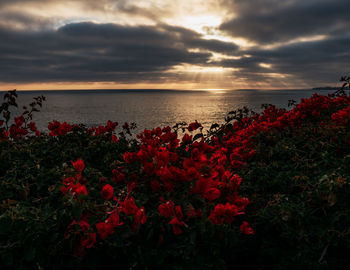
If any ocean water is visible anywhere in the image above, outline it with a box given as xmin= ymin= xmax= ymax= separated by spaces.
xmin=4 ymin=89 xmax=335 ymax=134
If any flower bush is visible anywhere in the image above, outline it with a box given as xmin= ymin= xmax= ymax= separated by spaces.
xmin=0 ymin=79 xmax=350 ymax=269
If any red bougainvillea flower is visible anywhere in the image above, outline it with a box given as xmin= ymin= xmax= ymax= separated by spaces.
xmin=123 ymin=152 xmax=138 ymax=164
xmin=69 ymin=183 xmax=87 ymax=197
xmin=186 ymin=167 xmax=200 ymax=180
xmin=168 ymin=206 xmax=186 ymax=235
xmin=112 ymin=134 xmax=119 ymax=143
xmin=81 ymin=233 xmax=96 ymax=249
xmin=0 ymin=130 xmax=9 ymax=140
xmin=96 ymin=222 xmax=114 ymax=240
xmin=69 ymin=219 xmax=89 ymax=232
xmin=101 ymin=184 xmax=114 ymax=200
xmin=135 ymin=206 xmax=147 ymax=225
xmin=181 ymin=133 xmax=192 ymax=143
xmin=208 ymin=203 xmax=244 ymax=225
xmin=169 ymin=217 xmax=185 ymax=235
xmin=28 ymin=121 xmax=37 ymax=132
xmin=107 ymin=211 xmax=124 ymax=227
xmin=64 ymin=219 xmax=90 ymax=239
xmin=79 ymin=220 xmax=90 ymax=232
xmin=14 ymin=115 xmax=24 ymax=127
xmin=122 ymin=197 xmax=139 ymax=215
xmin=158 ymin=202 xmax=186 ymax=235
xmin=59 ymin=122 xmax=72 ymax=135
xmin=158 ymin=200 xmax=175 ymax=218
xmin=188 ymin=120 xmax=202 ymax=132
xmin=106 ymin=120 xmax=118 ymax=132
xmin=60 ymin=175 xmax=87 ymax=197
xmin=203 ymin=187 xmax=221 ymax=201
xmin=48 ymin=120 xmax=73 ymax=136
xmin=240 ymin=221 xmax=254 ymax=235
xmin=331 ymin=107 xmax=350 ymax=125
xmin=72 ymin=158 xmax=84 ymax=172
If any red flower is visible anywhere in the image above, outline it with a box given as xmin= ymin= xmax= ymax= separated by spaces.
xmin=230 ymin=174 xmax=242 ymax=190
xmin=203 ymin=187 xmax=221 ymax=201
xmin=123 ymin=152 xmax=138 ymax=164
xmin=135 ymin=206 xmax=147 ymax=225
xmin=182 ymin=133 xmax=192 ymax=143
xmin=65 ymin=219 xmax=90 ymax=239
xmin=14 ymin=115 xmax=24 ymax=127
xmin=106 ymin=120 xmax=118 ymax=132
xmin=62 ymin=176 xmax=75 ymax=187
xmin=107 ymin=212 xmax=123 ymax=227
xmin=96 ymin=222 xmax=114 ymax=240
xmin=71 ymin=183 xmax=87 ymax=196
xmin=112 ymin=134 xmax=118 ymax=143
xmin=186 ymin=167 xmax=199 ymax=180
xmin=79 ymin=220 xmax=90 ymax=232
xmin=122 ymin=197 xmax=139 ymax=215
xmin=0 ymin=130 xmax=9 ymax=139
xmin=59 ymin=122 xmax=72 ymax=135
xmin=29 ymin=122 xmax=37 ymax=132
xmin=331 ymin=107 xmax=350 ymax=125
xmin=72 ymin=159 xmax=84 ymax=172
xmin=101 ymin=184 xmax=114 ymax=200
xmin=174 ymin=205 xmax=183 ymax=220
xmin=81 ymin=233 xmax=96 ymax=249
xmin=240 ymin=221 xmax=254 ymax=235
xmin=208 ymin=203 xmax=243 ymax=225
xmin=158 ymin=200 xmax=175 ymax=218
xmin=188 ymin=121 xmax=202 ymax=132
xmin=169 ymin=217 xmax=185 ymax=235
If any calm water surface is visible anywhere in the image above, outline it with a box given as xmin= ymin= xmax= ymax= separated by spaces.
xmin=8 ymin=89 xmax=334 ymax=133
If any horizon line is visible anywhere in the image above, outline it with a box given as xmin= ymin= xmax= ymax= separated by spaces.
xmin=0 ymin=87 xmax=326 ymax=92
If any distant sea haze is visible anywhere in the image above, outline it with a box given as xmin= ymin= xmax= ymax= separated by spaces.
xmin=9 ymin=89 xmax=335 ymax=133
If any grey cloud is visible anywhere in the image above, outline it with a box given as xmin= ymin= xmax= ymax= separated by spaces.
xmin=218 ymin=35 xmax=350 ymax=86
xmin=220 ymin=0 xmax=350 ymax=44
xmin=0 ymin=22 xmax=239 ymax=83
xmin=162 ymin=25 xmax=239 ymax=54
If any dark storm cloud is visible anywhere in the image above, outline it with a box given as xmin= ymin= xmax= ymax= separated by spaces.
xmin=0 ymin=22 xmax=239 ymax=83
xmin=220 ymin=0 xmax=350 ymax=44
xmin=218 ymin=34 xmax=350 ymax=85
xmin=162 ymin=25 xmax=239 ymax=54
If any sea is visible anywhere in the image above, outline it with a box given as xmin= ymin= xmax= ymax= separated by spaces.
xmin=3 ymin=89 xmax=336 ymax=134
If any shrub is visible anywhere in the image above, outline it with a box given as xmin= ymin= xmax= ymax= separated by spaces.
xmin=0 ymin=81 xmax=349 ymax=269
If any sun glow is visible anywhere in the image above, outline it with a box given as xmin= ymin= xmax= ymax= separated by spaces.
xmin=259 ymin=63 xmax=272 ymax=69
xmin=170 ymin=64 xmax=235 ymax=74
xmin=202 ymin=89 xmax=227 ymax=94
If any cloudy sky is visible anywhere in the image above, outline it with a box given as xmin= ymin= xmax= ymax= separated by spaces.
xmin=0 ymin=0 xmax=349 ymax=90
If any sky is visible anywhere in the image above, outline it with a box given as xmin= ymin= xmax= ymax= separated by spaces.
xmin=0 ymin=0 xmax=349 ymax=90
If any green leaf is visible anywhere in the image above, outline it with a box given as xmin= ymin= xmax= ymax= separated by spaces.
xmin=72 ymin=204 xmax=83 ymax=221
xmin=0 ymin=216 xmax=12 ymax=235
xmin=1 ymin=252 xmax=13 ymax=266
xmin=24 ymin=246 xmax=36 ymax=262
xmin=210 ymin=123 xmax=220 ymax=130
xmin=193 ymin=133 xmax=203 ymax=141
